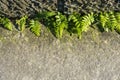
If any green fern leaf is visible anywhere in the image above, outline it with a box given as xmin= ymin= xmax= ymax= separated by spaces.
xmin=68 ymin=14 xmax=74 ymax=21
xmin=37 ymin=11 xmax=56 ymax=20
xmin=44 ymin=11 xmax=56 ymax=18
xmin=108 ymin=12 xmax=117 ymax=31
xmin=99 ymin=12 xmax=109 ymax=32
xmin=30 ymin=20 xmax=41 ymax=36
xmin=68 ymin=13 xmax=80 ymax=23
xmin=55 ymin=22 xmax=67 ymax=38
xmin=16 ymin=16 xmax=28 ymax=32
xmin=76 ymin=13 xmax=94 ymax=38
xmin=115 ymin=12 xmax=120 ymax=22
xmin=115 ymin=12 xmax=120 ymax=33
xmin=116 ymin=24 xmax=120 ymax=33
xmin=68 ymin=13 xmax=82 ymax=38
xmin=0 ymin=17 xmax=13 ymax=31
xmin=54 ymin=12 xmax=68 ymax=38
xmin=81 ymin=12 xmax=94 ymax=32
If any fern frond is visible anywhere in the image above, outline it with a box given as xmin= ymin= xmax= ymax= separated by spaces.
xmin=55 ymin=21 xmax=67 ymax=38
xmin=68 ymin=13 xmax=80 ymax=23
xmin=75 ymin=13 xmax=94 ymax=39
xmin=43 ymin=11 xmax=56 ymax=18
xmin=68 ymin=12 xmax=94 ymax=39
xmin=115 ymin=12 xmax=120 ymax=22
xmin=115 ymin=12 xmax=120 ymax=33
xmin=16 ymin=16 xmax=28 ymax=32
xmin=99 ymin=12 xmax=109 ymax=32
xmin=68 ymin=14 xmax=77 ymax=22
xmin=29 ymin=20 xmax=41 ymax=36
xmin=37 ymin=11 xmax=56 ymax=19
xmin=81 ymin=12 xmax=94 ymax=32
xmin=54 ymin=12 xmax=68 ymax=38
xmin=0 ymin=17 xmax=13 ymax=31
xmin=68 ymin=13 xmax=81 ymax=28
xmin=115 ymin=24 xmax=120 ymax=33
xmin=108 ymin=12 xmax=117 ymax=31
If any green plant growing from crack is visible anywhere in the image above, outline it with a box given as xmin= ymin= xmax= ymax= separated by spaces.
xmin=37 ymin=11 xmax=68 ymax=38
xmin=52 ymin=12 xmax=68 ymax=38
xmin=0 ymin=11 xmax=120 ymax=39
xmin=68 ymin=12 xmax=94 ymax=39
xmin=0 ymin=17 xmax=13 ymax=31
xmin=29 ymin=20 xmax=41 ymax=36
xmin=16 ymin=16 xmax=28 ymax=32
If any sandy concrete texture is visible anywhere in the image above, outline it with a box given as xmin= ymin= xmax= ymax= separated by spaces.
xmin=0 ymin=27 xmax=120 ymax=80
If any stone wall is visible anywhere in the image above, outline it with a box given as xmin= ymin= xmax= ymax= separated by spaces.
xmin=0 ymin=0 xmax=120 ymax=18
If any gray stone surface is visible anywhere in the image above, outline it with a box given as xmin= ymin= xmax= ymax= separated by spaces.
xmin=0 ymin=0 xmax=120 ymax=18
xmin=0 ymin=27 xmax=120 ymax=80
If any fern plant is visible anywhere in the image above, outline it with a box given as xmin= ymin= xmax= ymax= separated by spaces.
xmin=107 ymin=12 xmax=117 ymax=31
xmin=53 ymin=12 xmax=68 ymax=38
xmin=16 ymin=16 xmax=28 ymax=32
xmin=36 ymin=11 xmax=56 ymax=26
xmin=99 ymin=12 xmax=118 ymax=32
xmin=99 ymin=12 xmax=109 ymax=32
xmin=68 ymin=12 xmax=94 ymax=39
xmin=68 ymin=13 xmax=82 ymax=38
xmin=37 ymin=11 xmax=56 ymax=19
xmin=0 ymin=17 xmax=13 ymax=31
xmin=115 ymin=12 xmax=120 ymax=33
xmin=29 ymin=20 xmax=41 ymax=36
xmin=37 ymin=11 xmax=68 ymax=38
xmin=81 ymin=12 xmax=94 ymax=32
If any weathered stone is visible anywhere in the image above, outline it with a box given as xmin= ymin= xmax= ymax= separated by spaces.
xmin=0 ymin=0 xmax=119 ymax=18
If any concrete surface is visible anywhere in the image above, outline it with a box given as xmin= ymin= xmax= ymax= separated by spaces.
xmin=0 ymin=27 xmax=120 ymax=80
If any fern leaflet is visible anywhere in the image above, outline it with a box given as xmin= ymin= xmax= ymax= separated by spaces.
xmin=68 ymin=12 xmax=94 ymax=39
xmin=0 ymin=17 xmax=13 ymax=31
xmin=16 ymin=16 xmax=28 ymax=32
xmin=54 ymin=12 xmax=68 ymax=38
xmin=99 ymin=12 xmax=109 ymax=32
xmin=115 ymin=12 xmax=120 ymax=33
xmin=81 ymin=12 xmax=94 ymax=32
xmin=108 ymin=12 xmax=117 ymax=31
xmin=29 ymin=20 xmax=41 ymax=36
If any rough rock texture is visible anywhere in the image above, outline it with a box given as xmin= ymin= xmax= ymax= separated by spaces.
xmin=64 ymin=0 xmax=120 ymax=14
xmin=0 ymin=0 xmax=57 ymax=18
xmin=0 ymin=26 xmax=120 ymax=80
xmin=0 ymin=0 xmax=120 ymax=18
